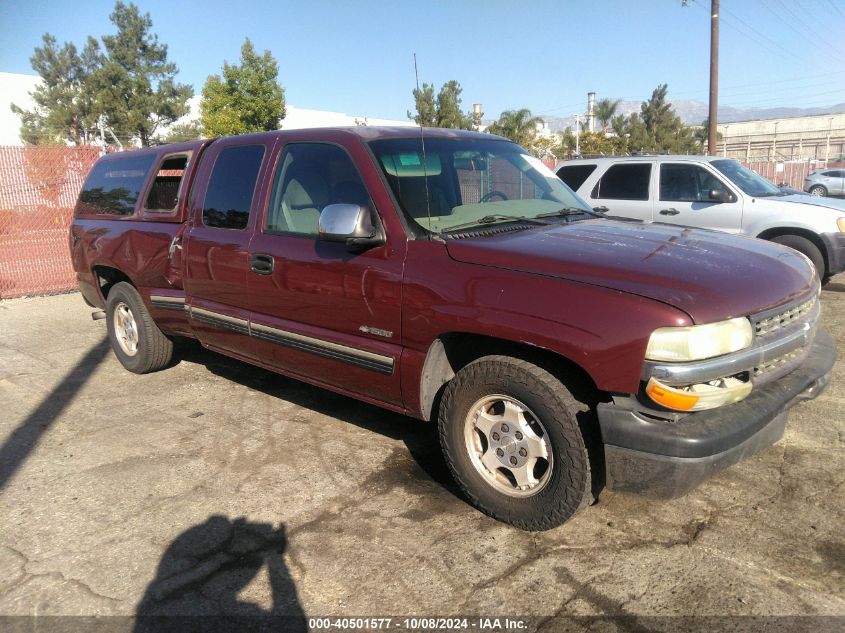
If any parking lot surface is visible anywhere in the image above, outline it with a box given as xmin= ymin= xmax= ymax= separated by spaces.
xmin=1 ymin=277 xmax=844 ymax=631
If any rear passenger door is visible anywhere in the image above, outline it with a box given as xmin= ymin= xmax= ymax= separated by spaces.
xmin=586 ymin=162 xmax=654 ymax=221
xmin=656 ymin=162 xmax=743 ymax=233
xmin=183 ymin=137 xmax=276 ymax=358
xmin=246 ymin=141 xmax=405 ymax=406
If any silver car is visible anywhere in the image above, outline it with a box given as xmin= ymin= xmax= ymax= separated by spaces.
xmin=805 ymin=169 xmax=845 ymax=197
xmin=557 ymin=155 xmax=845 ymax=280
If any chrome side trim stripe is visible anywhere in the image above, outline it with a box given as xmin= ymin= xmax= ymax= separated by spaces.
xmin=150 ymin=295 xmax=186 ymax=311
xmin=184 ymin=304 xmax=394 ymax=375
xmin=251 ymin=322 xmax=394 ymax=375
xmin=188 ymin=306 xmax=250 ymax=335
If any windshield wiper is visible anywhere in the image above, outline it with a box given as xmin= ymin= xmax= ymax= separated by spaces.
xmin=442 ymin=214 xmax=550 ymax=233
xmin=534 ymin=206 xmax=600 ymax=219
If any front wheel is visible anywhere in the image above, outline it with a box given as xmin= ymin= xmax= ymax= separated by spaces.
xmin=770 ymin=235 xmax=825 ymax=280
xmin=438 ymin=356 xmax=593 ymax=531
xmin=809 ymin=185 xmax=827 ymax=197
xmin=106 ymin=282 xmax=174 ymax=373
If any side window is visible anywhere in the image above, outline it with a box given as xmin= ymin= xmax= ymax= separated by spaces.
xmin=144 ymin=153 xmax=190 ymax=213
xmin=266 ymin=143 xmax=372 ymax=236
xmin=660 ymin=164 xmax=730 ymax=202
xmin=591 ymin=163 xmax=651 ymax=200
xmin=76 ymin=154 xmax=156 ymax=216
xmin=202 ymin=145 xmax=265 ymax=230
xmin=557 ymin=164 xmax=597 ymax=191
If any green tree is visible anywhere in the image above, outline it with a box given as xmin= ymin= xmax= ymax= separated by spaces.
xmin=200 ymin=38 xmax=286 ymax=137
xmin=407 ymin=79 xmax=474 ymax=129
xmin=637 ymin=84 xmax=699 ymax=154
xmin=694 ymin=117 xmax=722 ymax=152
xmin=11 ymin=34 xmax=103 ymax=145
xmin=160 ymin=120 xmax=203 ymax=144
xmin=435 ymin=80 xmax=474 ymax=129
xmin=594 ymin=98 xmax=621 ymax=132
xmin=92 ymin=2 xmax=193 ymax=146
xmin=407 ymin=83 xmax=436 ymax=126
xmin=486 ymin=108 xmax=544 ymax=149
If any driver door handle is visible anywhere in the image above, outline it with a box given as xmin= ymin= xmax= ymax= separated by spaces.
xmin=250 ymin=253 xmax=275 ymax=275
xmin=659 ymin=208 xmax=680 ymax=216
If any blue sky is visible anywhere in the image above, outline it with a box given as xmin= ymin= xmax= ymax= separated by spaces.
xmin=1 ymin=0 xmax=844 ymax=121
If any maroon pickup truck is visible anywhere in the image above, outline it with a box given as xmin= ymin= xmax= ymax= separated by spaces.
xmin=70 ymin=127 xmax=835 ymax=530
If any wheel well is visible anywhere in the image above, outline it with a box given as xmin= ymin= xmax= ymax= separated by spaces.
xmin=756 ymin=228 xmax=828 ymax=271
xmin=92 ymin=266 xmax=133 ymax=301
xmin=419 ymin=332 xmax=604 ymax=423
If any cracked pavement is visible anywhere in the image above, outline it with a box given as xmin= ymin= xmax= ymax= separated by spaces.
xmin=0 ymin=276 xmax=843 ymax=630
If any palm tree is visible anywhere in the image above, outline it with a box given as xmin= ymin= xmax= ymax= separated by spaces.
xmin=486 ymin=108 xmax=544 ymax=148
xmin=594 ymin=98 xmax=621 ymax=133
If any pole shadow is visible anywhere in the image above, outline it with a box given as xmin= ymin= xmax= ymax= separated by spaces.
xmin=0 ymin=337 xmax=111 ymax=490
xmin=134 ymin=515 xmax=307 ymax=633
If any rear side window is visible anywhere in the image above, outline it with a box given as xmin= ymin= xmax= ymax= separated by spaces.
xmin=592 ymin=163 xmax=652 ymax=200
xmin=76 ymin=154 xmax=156 ymax=216
xmin=144 ymin=154 xmax=190 ymax=213
xmin=557 ymin=164 xmax=597 ymax=191
xmin=202 ymin=145 xmax=265 ymax=229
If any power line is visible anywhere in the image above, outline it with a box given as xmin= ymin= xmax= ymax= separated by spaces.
xmin=827 ymin=0 xmax=845 ymax=20
xmin=689 ymin=0 xmax=816 ymax=66
xmin=767 ymin=0 xmax=845 ymax=60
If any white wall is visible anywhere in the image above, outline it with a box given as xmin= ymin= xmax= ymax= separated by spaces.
xmin=0 ymin=73 xmax=41 ymax=146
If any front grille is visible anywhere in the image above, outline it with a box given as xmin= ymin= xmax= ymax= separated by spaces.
xmin=753 ymin=296 xmax=817 ymax=337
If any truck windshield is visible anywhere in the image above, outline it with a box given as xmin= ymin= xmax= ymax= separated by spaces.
xmin=711 ymin=159 xmax=782 ymax=197
xmin=369 ymin=137 xmax=592 ymax=234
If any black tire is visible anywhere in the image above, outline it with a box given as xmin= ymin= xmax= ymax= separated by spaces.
xmin=105 ymin=281 xmax=173 ymax=374
xmin=809 ymin=185 xmax=827 ymax=197
xmin=770 ymin=234 xmax=826 ymax=279
xmin=438 ymin=355 xmax=593 ymax=531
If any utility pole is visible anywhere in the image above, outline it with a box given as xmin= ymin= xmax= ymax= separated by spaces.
xmin=708 ymin=0 xmax=719 ymax=155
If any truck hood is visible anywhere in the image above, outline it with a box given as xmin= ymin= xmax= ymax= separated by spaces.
xmin=445 ymin=219 xmax=815 ymax=324
xmin=775 ymin=193 xmax=845 ymax=212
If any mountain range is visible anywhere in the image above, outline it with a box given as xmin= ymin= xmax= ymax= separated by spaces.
xmin=540 ymin=101 xmax=845 ymax=132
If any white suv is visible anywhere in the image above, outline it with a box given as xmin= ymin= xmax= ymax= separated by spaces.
xmin=557 ymin=155 xmax=845 ymax=280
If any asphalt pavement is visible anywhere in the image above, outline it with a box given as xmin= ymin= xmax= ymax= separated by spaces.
xmin=1 ymin=277 xmax=844 ymax=632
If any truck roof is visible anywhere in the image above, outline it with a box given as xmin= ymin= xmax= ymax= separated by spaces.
xmin=95 ymin=127 xmax=507 ymax=161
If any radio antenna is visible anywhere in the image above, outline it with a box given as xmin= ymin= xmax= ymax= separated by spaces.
xmin=413 ymin=53 xmax=433 ymax=237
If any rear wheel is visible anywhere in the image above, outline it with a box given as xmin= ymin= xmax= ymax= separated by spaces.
xmin=809 ymin=185 xmax=827 ymax=197
xmin=106 ymin=282 xmax=173 ymax=373
xmin=770 ymin=234 xmax=825 ymax=280
xmin=438 ymin=355 xmax=593 ymax=531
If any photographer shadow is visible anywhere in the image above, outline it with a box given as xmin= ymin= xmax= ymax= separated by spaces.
xmin=134 ymin=515 xmax=307 ymax=633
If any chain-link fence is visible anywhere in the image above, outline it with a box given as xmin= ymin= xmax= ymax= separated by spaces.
xmin=745 ymin=158 xmax=845 ymax=190
xmin=0 ymin=146 xmax=101 ymax=299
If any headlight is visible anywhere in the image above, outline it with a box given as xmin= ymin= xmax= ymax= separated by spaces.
xmin=645 ymin=317 xmax=753 ymax=362
xmin=837 ymin=217 xmax=845 ymax=232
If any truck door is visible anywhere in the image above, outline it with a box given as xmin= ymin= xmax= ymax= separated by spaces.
xmin=656 ymin=162 xmax=743 ymax=233
xmin=246 ymin=140 xmax=405 ymax=406
xmin=183 ymin=136 xmax=276 ymax=358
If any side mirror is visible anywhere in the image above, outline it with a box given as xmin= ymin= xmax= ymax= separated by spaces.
xmin=708 ymin=189 xmax=735 ymax=203
xmin=318 ymin=203 xmax=384 ymax=251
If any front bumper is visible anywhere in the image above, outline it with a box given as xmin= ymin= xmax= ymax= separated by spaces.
xmin=597 ymin=328 xmax=836 ymax=498
xmin=820 ymin=232 xmax=845 ymax=275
